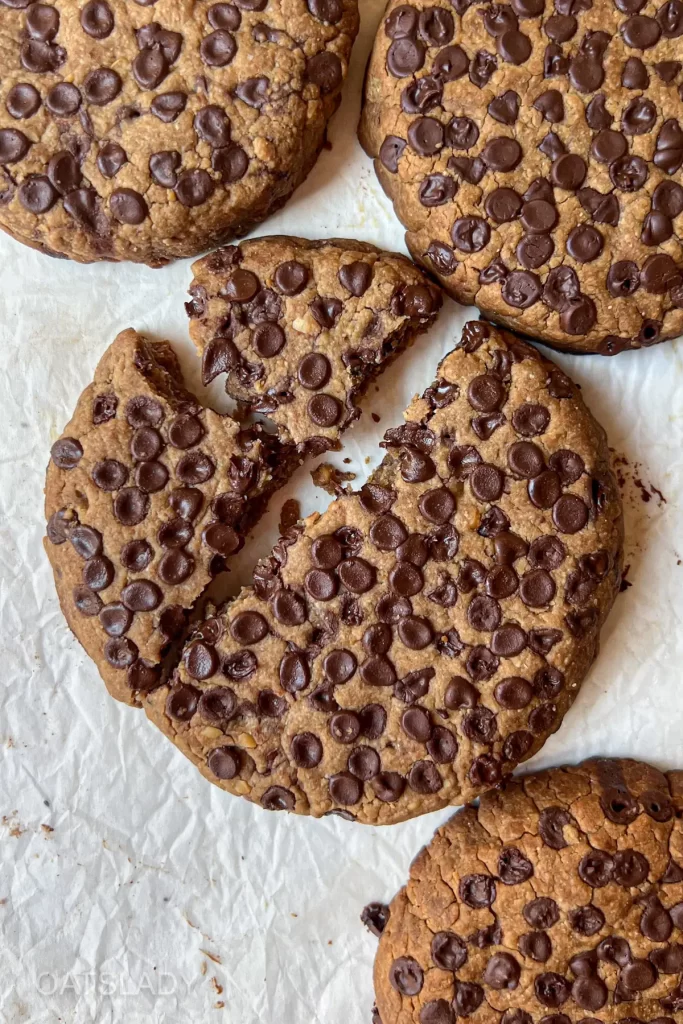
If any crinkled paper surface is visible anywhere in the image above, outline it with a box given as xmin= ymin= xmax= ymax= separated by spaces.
xmin=1 ymin=3 xmax=683 ymax=1021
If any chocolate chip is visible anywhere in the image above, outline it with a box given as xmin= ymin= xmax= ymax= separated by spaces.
xmin=535 ymin=972 xmax=571 ymax=1008
xmin=460 ymin=874 xmax=496 ymax=908
xmin=207 ymin=745 xmax=241 ymax=779
xmin=307 ymin=51 xmax=343 ymax=93
xmin=46 ymin=82 xmax=81 ymax=115
xmin=6 ymin=83 xmax=41 ymax=119
xmin=83 ymin=67 xmax=122 ymax=105
xmin=570 ymin=904 xmax=605 ymax=936
xmin=488 ymin=89 xmax=520 ymax=123
xmin=484 ymin=952 xmax=521 ymax=989
xmin=482 ymin=136 xmax=522 ymax=171
xmin=470 ymin=464 xmax=505 ymax=502
xmin=539 ymin=806 xmax=572 ymax=848
xmin=81 ymin=0 xmax=114 ymax=37
xmin=489 ymin=623 xmax=526 ymax=658
xmin=175 ymin=451 xmax=215 ymax=485
xmin=289 ymin=731 xmax=323 ymax=769
xmin=452 ymin=216 xmax=490 ymax=253
xmin=470 ymin=49 xmax=497 ymax=86
xmin=262 ymin=786 xmax=296 ymax=811
xmin=407 ymin=760 xmax=442 ymax=793
xmin=175 ymin=169 xmax=214 ymax=207
xmin=495 ymin=676 xmax=533 ymax=709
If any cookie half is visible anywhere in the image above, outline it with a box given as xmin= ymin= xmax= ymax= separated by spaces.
xmin=144 ymin=321 xmax=623 ymax=824
xmin=0 ymin=0 xmax=359 ymax=265
xmin=374 ymin=758 xmax=683 ymax=1024
xmin=359 ymin=0 xmax=683 ymax=354
xmin=187 ymin=236 xmax=442 ymax=453
xmin=44 ymin=328 xmax=298 ymax=706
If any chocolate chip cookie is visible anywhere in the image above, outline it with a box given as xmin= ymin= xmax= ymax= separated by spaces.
xmin=44 ymin=328 xmax=299 ymax=706
xmin=187 ymin=236 xmax=442 ymax=453
xmin=0 ymin=0 xmax=359 ymax=266
xmin=143 ymin=321 xmax=623 ymax=824
xmin=359 ymin=0 xmax=683 ymax=354
xmin=373 ymin=758 xmax=683 ymax=1024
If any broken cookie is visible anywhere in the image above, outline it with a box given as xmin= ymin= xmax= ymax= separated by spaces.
xmin=144 ymin=321 xmax=623 ymax=823
xmin=187 ymin=236 xmax=442 ymax=454
xmin=44 ymin=328 xmax=298 ymax=706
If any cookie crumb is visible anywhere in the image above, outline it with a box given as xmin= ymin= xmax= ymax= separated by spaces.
xmin=311 ymin=462 xmax=356 ymax=496
xmin=279 ymin=499 xmax=301 ymax=533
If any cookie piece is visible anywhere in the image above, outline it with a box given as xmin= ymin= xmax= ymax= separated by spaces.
xmin=44 ymin=328 xmax=298 ymax=706
xmin=359 ymin=0 xmax=683 ymax=354
xmin=374 ymin=758 xmax=683 ymax=1024
xmin=0 ymin=0 xmax=359 ymax=266
xmin=143 ymin=320 xmax=623 ymax=824
xmin=187 ymin=237 xmax=443 ymax=453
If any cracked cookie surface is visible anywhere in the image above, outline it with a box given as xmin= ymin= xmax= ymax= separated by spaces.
xmin=143 ymin=321 xmax=623 ymax=824
xmin=359 ymin=0 xmax=683 ymax=354
xmin=187 ymin=236 xmax=442 ymax=453
xmin=374 ymin=758 xmax=683 ymax=1024
xmin=0 ymin=0 xmax=359 ymax=265
xmin=44 ymin=328 xmax=297 ymax=706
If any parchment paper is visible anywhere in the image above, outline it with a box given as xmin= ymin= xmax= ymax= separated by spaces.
xmin=2 ymin=3 xmax=683 ymax=1021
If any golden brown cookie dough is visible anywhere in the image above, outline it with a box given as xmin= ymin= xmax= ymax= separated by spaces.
xmin=373 ymin=758 xmax=683 ymax=1024
xmin=0 ymin=0 xmax=359 ymax=265
xmin=359 ymin=0 xmax=683 ymax=354
xmin=144 ymin=321 xmax=623 ymax=824
xmin=44 ymin=328 xmax=298 ymax=706
xmin=187 ymin=236 xmax=442 ymax=453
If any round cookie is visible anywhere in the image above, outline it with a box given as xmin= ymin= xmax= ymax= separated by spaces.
xmin=0 ymin=0 xmax=359 ymax=266
xmin=187 ymin=236 xmax=442 ymax=454
xmin=143 ymin=321 xmax=623 ymax=824
xmin=373 ymin=758 xmax=683 ymax=1024
xmin=44 ymin=328 xmax=297 ymax=706
xmin=359 ymin=0 xmax=683 ymax=354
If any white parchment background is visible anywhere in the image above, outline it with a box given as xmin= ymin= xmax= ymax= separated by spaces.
xmin=1 ymin=2 xmax=683 ymax=1021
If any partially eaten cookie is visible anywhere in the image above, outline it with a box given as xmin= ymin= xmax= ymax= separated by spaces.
xmin=144 ymin=321 xmax=624 ymax=824
xmin=44 ymin=328 xmax=296 ymax=706
xmin=186 ymin=236 xmax=442 ymax=453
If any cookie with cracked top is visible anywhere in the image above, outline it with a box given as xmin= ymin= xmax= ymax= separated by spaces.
xmin=373 ymin=757 xmax=683 ymax=1023
xmin=0 ymin=0 xmax=359 ymax=265
xmin=44 ymin=328 xmax=299 ymax=706
xmin=144 ymin=320 xmax=623 ymax=823
xmin=359 ymin=0 xmax=683 ymax=354
xmin=187 ymin=236 xmax=442 ymax=453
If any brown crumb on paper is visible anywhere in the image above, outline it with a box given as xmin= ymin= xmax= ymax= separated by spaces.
xmin=210 ymin=977 xmax=223 ymax=995
xmin=201 ymin=949 xmax=222 ymax=965
xmin=612 ymin=452 xmax=666 ymax=507
xmin=311 ymin=463 xmax=356 ymax=497
xmin=2 ymin=813 xmax=25 ymax=839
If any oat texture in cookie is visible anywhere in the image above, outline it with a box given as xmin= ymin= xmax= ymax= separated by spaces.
xmin=44 ymin=328 xmax=300 ymax=706
xmin=187 ymin=236 xmax=443 ymax=453
xmin=359 ymin=0 xmax=683 ymax=354
xmin=143 ymin=321 xmax=623 ymax=824
xmin=0 ymin=0 xmax=359 ymax=266
xmin=374 ymin=758 xmax=683 ymax=1024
